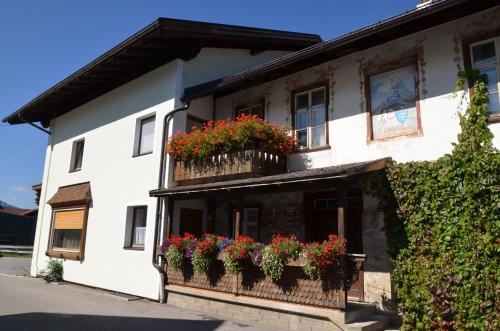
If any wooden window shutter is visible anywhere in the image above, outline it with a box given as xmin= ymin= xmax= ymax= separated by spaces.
xmin=54 ymin=209 xmax=85 ymax=230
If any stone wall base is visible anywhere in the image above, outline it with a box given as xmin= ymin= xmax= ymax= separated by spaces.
xmin=166 ymin=285 xmax=345 ymax=331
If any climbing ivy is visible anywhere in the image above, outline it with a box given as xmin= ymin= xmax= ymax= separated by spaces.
xmin=374 ymin=69 xmax=499 ymax=330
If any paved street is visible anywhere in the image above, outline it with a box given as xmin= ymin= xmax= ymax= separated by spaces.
xmin=0 ymin=273 xmax=269 ymax=331
xmin=0 ymin=257 xmax=31 ymax=276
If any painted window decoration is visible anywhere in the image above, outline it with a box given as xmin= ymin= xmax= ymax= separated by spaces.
xmin=294 ymin=87 xmax=327 ymax=149
xmin=51 ymin=208 xmax=86 ymax=251
xmin=131 ymin=206 xmax=147 ymax=247
xmin=235 ymin=100 xmax=264 ymax=120
xmin=470 ymin=39 xmax=500 ymax=113
xmin=369 ymin=65 xmax=419 ymax=140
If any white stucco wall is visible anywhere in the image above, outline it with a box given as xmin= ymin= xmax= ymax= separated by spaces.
xmin=31 ymin=46 xmax=296 ymax=300
xmin=31 ymin=60 xmax=183 ymax=299
xmin=215 ymin=7 xmax=500 ymax=170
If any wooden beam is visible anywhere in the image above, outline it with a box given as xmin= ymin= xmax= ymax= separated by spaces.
xmin=338 ymin=189 xmax=346 ymax=239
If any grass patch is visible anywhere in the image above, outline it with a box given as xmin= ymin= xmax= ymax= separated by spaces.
xmin=0 ymin=252 xmax=32 ymax=258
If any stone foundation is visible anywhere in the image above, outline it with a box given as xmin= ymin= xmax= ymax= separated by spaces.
xmin=166 ymin=285 xmax=345 ymax=331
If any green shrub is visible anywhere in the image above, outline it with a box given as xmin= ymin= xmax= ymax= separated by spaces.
xmin=378 ymin=70 xmax=499 ymax=330
xmin=165 ymin=245 xmax=183 ymax=270
xmin=40 ymin=259 xmax=63 ymax=283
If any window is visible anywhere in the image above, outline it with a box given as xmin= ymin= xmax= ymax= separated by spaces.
xmin=131 ymin=207 xmax=147 ymax=247
xmin=235 ymin=207 xmax=259 ymax=240
xmin=70 ymin=139 xmax=84 ymax=172
xmin=48 ymin=207 xmax=88 ymax=259
xmin=135 ymin=115 xmax=155 ymax=156
xmin=293 ymin=85 xmax=328 ymax=149
xmin=366 ymin=63 xmax=420 ymax=140
xmin=470 ymin=39 xmax=500 ymax=114
xmin=235 ymin=99 xmax=264 ymax=120
xmin=186 ymin=114 xmax=207 ymax=133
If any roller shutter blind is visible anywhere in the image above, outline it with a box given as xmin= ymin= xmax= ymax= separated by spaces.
xmin=54 ymin=209 xmax=85 ymax=230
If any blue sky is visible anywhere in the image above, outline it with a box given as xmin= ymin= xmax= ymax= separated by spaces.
xmin=0 ymin=0 xmax=416 ymax=207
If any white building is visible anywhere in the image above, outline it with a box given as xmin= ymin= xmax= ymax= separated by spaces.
xmin=4 ymin=1 xmax=500 ymax=330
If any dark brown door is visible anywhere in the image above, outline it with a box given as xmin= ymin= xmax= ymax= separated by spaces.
xmin=179 ymin=208 xmax=203 ymax=238
xmin=307 ymin=189 xmax=365 ymax=301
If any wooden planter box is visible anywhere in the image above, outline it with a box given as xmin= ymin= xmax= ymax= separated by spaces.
xmin=164 ymin=257 xmax=346 ymax=309
xmin=173 ymin=149 xmax=287 ymax=186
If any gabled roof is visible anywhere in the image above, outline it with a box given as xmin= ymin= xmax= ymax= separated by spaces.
xmin=183 ymin=0 xmax=499 ymax=102
xmin=3 ymin=18 xmax=321 ymax=126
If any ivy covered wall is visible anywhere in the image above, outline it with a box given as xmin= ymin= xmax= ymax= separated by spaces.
xmin=376 ymin=70 xmax=499 ymax=330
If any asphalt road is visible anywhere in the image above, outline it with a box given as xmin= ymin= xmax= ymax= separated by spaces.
xmin=0 ymin=257 xmax=31 ymax=276
xmin=0 ymin=274 xmax=269 ymax=331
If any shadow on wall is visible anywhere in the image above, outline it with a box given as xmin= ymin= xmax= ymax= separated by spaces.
xmin=51 ymin=64 xmax=177 ymax=145
xmin=0 ymin=313 xmax=225 ymax=331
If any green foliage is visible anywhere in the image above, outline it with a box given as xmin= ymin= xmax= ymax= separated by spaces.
xmin=379 ymin=69 xmax=499 ymax=330
xmin=40 ymin=259 xmax=63 ymax=283
xmin=260 ymin=246 xmax=285 ymax=281
xmin=165 ymin=246 xmax=183 ymax=270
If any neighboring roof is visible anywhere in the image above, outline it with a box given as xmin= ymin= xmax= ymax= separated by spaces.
xmin=150 ymin=158 xmax=389 ymax=198
xmin=0 ymin=208 xmax=37 ymax=217
xmin=183 ymin=0 xmax=499 ymax=101
xmin=47 ymin=182 xmax=92 ymax=207
xmin=3 ymin=19 xmax=321 ymax=126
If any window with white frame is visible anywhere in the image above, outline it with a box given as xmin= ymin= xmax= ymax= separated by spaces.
xmin=131 ymin=206 xmax=147 ymax=247
xmin=293 ymin=86 xmax=327 ymax=149
xmin=470 ymin=38 xmax=500 ymax=113
xmin=135 ymin=115 xmax=155 ymax=156
xmin=70 ymin=139 xmax=85 ymax=172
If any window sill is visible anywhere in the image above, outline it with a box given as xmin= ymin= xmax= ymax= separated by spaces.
xmin=487 ymin=113 xmax=500 ymax=124
xmin=46 ymin=249 xmax=82 ymax=260
xmin=123 ymin=246 xmax=145 ymax=251
xmin=293 ymin=145 xmax=331 ymax=154
xmin=132 ymin=151 xmax=153 ymax=158
xmin=69 ymin=168 xmax=81 ymax=173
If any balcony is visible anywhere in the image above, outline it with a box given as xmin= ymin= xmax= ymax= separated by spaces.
xmin=173 ymin=149 xmax=286 ymax=186
xmin=167 ymin=114 xmax=294 ymax=186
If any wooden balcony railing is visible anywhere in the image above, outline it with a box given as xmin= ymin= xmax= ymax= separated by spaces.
xmin=164 ymin=256 xmax=346 ymax=310
xmin=173 ymin=149 xmax=287 ymax=186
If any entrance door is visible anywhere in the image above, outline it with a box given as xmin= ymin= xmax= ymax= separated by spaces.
xmin=179 ymin=208 xmax=203 ymax=238
xmin=307 ymin=189 xmax=365 ymax=301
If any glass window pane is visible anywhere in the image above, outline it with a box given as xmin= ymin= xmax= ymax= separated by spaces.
xmin=296 ymin=111 xmax=308 ymax=130
xmin=252 ymin=105 xmax=264 ymax=118
xmin=311 ymin=126 xmax=326 ymax=147
xmin=186 ymin=117 xmax=204 ymax=133
xmin=296 ymin=130 xmax=307 ymax=148
xmin=480 ymin=67 xmax=500 ymax=113
xmin=296 ymin=93 xmax=308 ymax=110
xmin=132 ymin=207 xmax=147 ymax=245
xmin=472 ymin=42 xmax=496 ymax=65
xmin=139 ymin=116 xmax=155 ymax=154
xmin=312 ymin=106 xmax=326 ymax=126
xmin=53 ymin=229 xmax=81 ymax=249
xmin=73 ymin=140 xmax=84 ymax=170
xmin=311 ymin=89 xmax=325 ymax=106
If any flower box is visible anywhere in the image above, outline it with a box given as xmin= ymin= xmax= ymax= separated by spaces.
xmin=164 ymin=257 xmax=346 ymax=309
xmin=173 ymin=149 xmax=287 ymax=186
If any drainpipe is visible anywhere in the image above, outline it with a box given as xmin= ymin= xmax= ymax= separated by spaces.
xmin=152 ymin=102 xmax=190 ymax=303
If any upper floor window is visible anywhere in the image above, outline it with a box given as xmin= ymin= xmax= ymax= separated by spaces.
xmin=186 ymin=114 xmax=207 ymax=133
xmin=470 ymin=38 xmax=500 ymax=114
xmin=235 ymin=99 xmax=265 ymax=120
xmin=134 ymin=115 xmax=155 ymax=156
xmin=366 ymin=63 xmax=421 ymax=141
xmin=293 ymin=84 xmax=328 ymax=149
xmin=70 ymin=139 xmax=84 ymax=172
